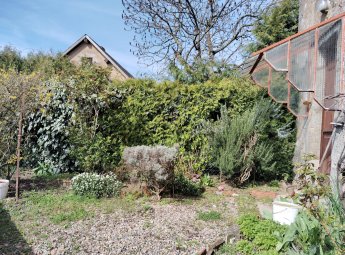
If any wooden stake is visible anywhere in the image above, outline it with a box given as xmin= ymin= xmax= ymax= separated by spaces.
xmin=15 ymin=95 xmax=24 ymax=201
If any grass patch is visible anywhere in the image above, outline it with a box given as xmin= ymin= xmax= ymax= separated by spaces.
xmin=21 ymin=190 xmax=97 ymax=224
xmin=235 ymin=193 xmax=258 ymax=216
xmin=215 ymin=243 xmax=237 ymax=255
xmin=51 ymin=208 xmax=92 ymax=224
xmin=4 ymin=189 xmax=136 ymax=225
xmin=202 ymin=191 xmax=223 ymax=204
xmin=197 ymin=210 xmax=222 ymax=221
xmin=142 ymin=204 xmax=152 ymax=212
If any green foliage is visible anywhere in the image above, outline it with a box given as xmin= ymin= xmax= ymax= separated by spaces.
xmin=0 ymin=46 xmax=24 ymax=72
xmin=277 ymin=207 xmax=345 ymax=255
xmin=237 ymin=214 xmax=286 ymax=254
xmin=277 ymin=160 xmax=345 ymax=254
xmin=0 ymin=47 xmax=75 ymax=178
xmin=169 ymin=59 xmax=235 ymax=84
xmin=0 ymin=69 xmax=43 ymax=181
xmin=68 ymin=63 xmax=123 ymax=172
xmin=293 ymin=155 xmax=330 ymax=211
xmin=260 ymin=105 xmax=296 ymax=181
xmin=71 ymin=173 xmax=123 ymax=198
xmin=206 ymin=99 xmax=295 ymax=184
xmin=236 ymin=240 xmax=255 ymax=255
xmin=268 ymin=180 xmax=280 ymax=188
xmin=70 ymin=76 xmax=260 ymax=173
xmin=0 ymin=46 xmax=74 ymax=76
xmin=215 ymin=243 xmax=237 ymax=255
xmin=200 ymin=174 xmax=214 ymax=187
xmin=25 ymin=81 xmax=75 ymax=173
xmin=248 ymin=0 xmax=299 ymax=52
xmin=197 ymin=210 xmax=222 ymax=221
xmin=173 ymin=173 xmax=204 ymax=197
xmin=0 ymin=48 xmax=295 ymax=187
xmin=0 ymin=48 xmax=264 ymax=177
xmin=32 ymin=162 xmax=55 ymax=176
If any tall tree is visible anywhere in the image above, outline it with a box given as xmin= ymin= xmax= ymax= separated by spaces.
xmin=248 ymin=0 xmax=299 ymax=53
xmin=122 ymin=0 xmax=272 ymax=72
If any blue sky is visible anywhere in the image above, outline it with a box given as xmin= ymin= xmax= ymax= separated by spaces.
xmin=0 ymin=0 xmax=144 ymax=76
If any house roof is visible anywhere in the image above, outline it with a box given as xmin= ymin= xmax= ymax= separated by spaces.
xmin=63 ymin=34 xmax=133 ymax=78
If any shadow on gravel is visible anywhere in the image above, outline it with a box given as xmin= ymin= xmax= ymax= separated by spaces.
xmin=0 ymin=203 xmax=33 ymax=255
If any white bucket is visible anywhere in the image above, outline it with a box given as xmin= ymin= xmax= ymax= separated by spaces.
xmin=272 ymin=201 xmax=300 ymax=225
xmin=0 ymin=179 xmax=9 ymax=200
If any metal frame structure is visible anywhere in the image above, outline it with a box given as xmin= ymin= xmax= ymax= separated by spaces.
xmin=241 ymin=12 xmax=345 ymax=117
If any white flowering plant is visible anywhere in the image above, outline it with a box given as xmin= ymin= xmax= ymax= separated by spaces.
xmin=71 ymin=173 xmax=123 ymax=198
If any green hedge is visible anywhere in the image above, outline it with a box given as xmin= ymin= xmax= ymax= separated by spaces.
xmin=70 ymin=73 xmax=261 ymax=172
xmin=17 ymin=59 xmax=295 ymax=181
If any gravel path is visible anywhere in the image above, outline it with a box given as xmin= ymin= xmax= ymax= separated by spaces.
xmin=29 ymin=198 xmax=238 ymax=255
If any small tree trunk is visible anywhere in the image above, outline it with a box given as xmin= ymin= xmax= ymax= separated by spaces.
xmin=15 ymin=98 xmax=24 ymax=201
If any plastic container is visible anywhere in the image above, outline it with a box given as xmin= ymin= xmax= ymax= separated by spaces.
xmin=272 ymin=200 xmax=300 ymax=225
xmin=0 ymin=179 xmax=9 ymax=200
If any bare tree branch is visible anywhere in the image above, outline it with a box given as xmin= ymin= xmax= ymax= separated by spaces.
xmin=122 ymin=0 xmax=272 ymax=69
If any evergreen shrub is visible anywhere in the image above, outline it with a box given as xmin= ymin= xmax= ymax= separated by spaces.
xmin=173 ymin=173 xmax=205 ymax=197
xmin=205 ymin=99 xmax=295 ymax=184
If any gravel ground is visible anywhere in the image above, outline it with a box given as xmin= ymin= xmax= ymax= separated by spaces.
xmin=26 ymin=197 xmax=237 ymax=255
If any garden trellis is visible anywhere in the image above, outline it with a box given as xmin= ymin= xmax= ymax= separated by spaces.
xmin=242 ymin=13 xmax=345 ymax=117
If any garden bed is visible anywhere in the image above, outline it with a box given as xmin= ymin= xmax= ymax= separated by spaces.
xmin=0 ymin=184 xmax=243 ymax=255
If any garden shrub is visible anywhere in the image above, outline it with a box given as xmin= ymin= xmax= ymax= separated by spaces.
xmin=123 ymin=145 xmax=178 ymax=199
xmin=173 ymin=173 xmax=204 ymax=197
xmin=200 ymin=174 xmax=214 ymax=187
xmin=68 ymin=63 xmax=124 ymax=173
xmin=205 ymin=99 xmax=295 ymax=185
xmin=71 ymin=173 xmax=122 ymax=198
xmin=25 ymin=81 xmax=76 ymax=174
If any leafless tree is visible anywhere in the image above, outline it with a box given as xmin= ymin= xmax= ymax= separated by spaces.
xmin=0 ymin=71 xmax=42 ymax=200
xmin=122 ymin=0 xmax=272 ymax=71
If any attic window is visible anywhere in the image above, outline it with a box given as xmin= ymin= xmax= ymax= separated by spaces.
xmin=85 ymin=57 xmax=93 ymax=64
